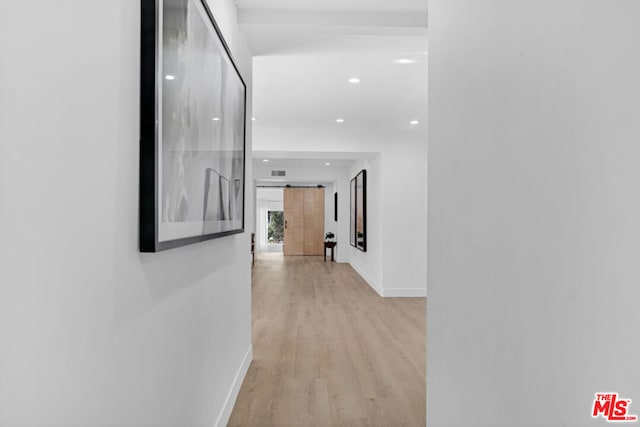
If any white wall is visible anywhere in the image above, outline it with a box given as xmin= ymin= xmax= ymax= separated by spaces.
xmin=428 ymin=1 xmax=640 ymax=426
xmin=0 ymin=1 xmax=253 ymax=426
xmin=381 ymin=139 xmax=428 ymax=297
xmin=324 ymin=183 xmax=337 ymax=244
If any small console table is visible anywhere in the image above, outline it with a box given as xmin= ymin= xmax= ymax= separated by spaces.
xmin=324 ymin=241 xmax=337 ymax=262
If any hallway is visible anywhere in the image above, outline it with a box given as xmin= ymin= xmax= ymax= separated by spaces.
xmin=228 ymin=255 xmax=426 ymax=426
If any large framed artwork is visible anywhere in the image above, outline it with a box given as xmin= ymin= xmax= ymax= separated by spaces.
xmin=140 ymin=0 xmax=247 ymax=252
xmin=350 ymin=170 xmax=367 ymax=252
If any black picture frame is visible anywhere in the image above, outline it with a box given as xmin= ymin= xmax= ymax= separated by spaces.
xmin=350 ymin=170 xmax=367 ymax=252
xmin=350 ymin=179 xmax=356 ymax=247
xmin=140 ymin=0 xmax=247 ymax=252
xmin=334 ymin=192 xmax=338 ymax=222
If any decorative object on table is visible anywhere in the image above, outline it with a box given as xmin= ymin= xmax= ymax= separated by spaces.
xmin=325 ymin=231 xmax=335 ymax=242
xmin=139 ymin=0 xmax=247 ymax=252
xmin=324 ymin=239 xmax=337 ymax=262
xmin=350 ymin=170 xmax=367 ymax=252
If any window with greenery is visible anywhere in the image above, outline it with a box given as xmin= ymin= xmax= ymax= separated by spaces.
xmin=267 ymin=211 xmax=284 ymax=243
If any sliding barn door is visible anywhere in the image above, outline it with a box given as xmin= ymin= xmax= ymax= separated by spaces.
xmin=284 ymin=188 xmax=324 ymax=255
xmin=284 ymin=189 xmax=304 ymax=255
xmin=303 ymin=189 xmax=324 ymax=255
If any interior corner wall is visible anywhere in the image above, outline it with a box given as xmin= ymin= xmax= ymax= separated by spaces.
xmin=345 ymin=147 xmax=427 ymax=298
xmin=336 ymin=175 xmax=352 ymax=264
xmin=0 ymin=1 xmax=253 ymax=426
xmin=323 ymin=183 xmax=337 ymax=247
xmin=428 ymin=1 xmax=640 ymax=426
xmin=382 ymin=140 xmax=428 ymax=297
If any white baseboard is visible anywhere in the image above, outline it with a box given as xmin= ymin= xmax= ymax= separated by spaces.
xmin=214 ymin=344 xmax=253 ymax=427
xmin=348 ymin=263 xmax=427 ymax=298
xmin=384 ymin=288 xmax=427 ymax=298
xmin=349 ymin=262 xmax=384 ymax=297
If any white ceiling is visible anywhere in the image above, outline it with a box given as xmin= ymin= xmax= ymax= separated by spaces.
xmin=255 ymin=158 xmax=353 ymax=168
xmin=234 ymin=0 xmax=427 ymax=13
xmin=252 ymin=150 xmax=377 ymax=170
xmin=236 ymin=0 xmax=428 ymax=162
xmin=252 ymin=54 xmax=427 ymax=132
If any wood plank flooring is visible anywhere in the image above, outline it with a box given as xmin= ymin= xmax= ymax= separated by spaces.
xmin=228 ymin=254 xmax=426 ymax=427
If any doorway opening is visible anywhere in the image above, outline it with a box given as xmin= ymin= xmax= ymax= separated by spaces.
xmin=267 ymin=210 xmax=284 ymax=252
xmin=256 ymin=187 xmax=284 ymax=254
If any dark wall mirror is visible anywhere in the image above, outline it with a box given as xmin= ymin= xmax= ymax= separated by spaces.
xmin=350 ymin=179 xmax=356 ymax=247
xmin=350 ymin=170 xmax=367 ymax=252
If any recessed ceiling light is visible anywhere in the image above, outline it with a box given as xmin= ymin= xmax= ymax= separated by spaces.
xmin=348 ymin=78 xmax=361 ymax=84
xmin=165 ymin=75 xmax=176 ymax=80
xmin=325 ymin=162 xmax=331 ymax=166
xmin=410 ymin=120 xmax=419 ymax=125
xmin=263 ymin=159 xmax=269 ymax=162
xmin=336 ymin=119 xmax=344 ymax=123
xmin=212 ymin=117 xmax=220 ymax=121
xmin=394 ymin=59 xmax=416 ymax=64
xmin=252 ymin=117 xmax=256 ymax=121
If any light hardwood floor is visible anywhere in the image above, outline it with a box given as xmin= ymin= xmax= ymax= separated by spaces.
xmin=228 ymin=254 xmax=426 ymax=427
